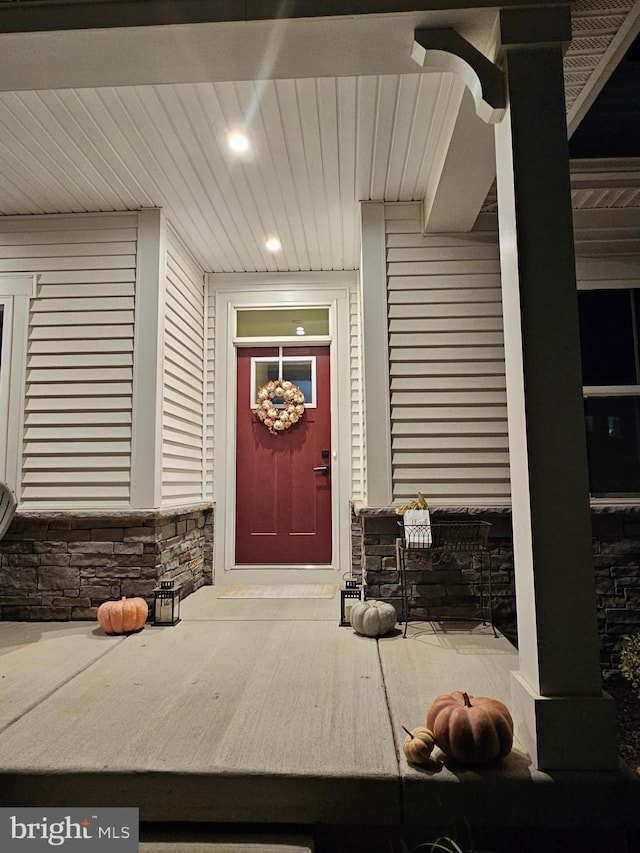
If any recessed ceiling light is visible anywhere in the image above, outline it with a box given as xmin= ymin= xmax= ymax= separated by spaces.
xmin=227 ymin=131 xmax=250 ymax=152
xmin=265 ymin=237 xmax=282 ymax=252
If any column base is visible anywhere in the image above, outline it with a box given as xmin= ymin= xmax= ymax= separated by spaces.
xmin=511 ymin=671 xmax=619 ymax=771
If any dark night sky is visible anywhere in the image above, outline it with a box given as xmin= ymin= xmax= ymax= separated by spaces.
xmin=569 ymin=35 xmax=640 ymax=159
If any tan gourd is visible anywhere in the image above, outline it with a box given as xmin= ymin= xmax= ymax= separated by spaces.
xmin=426 ymin=690 xmax=514 ymax=765
xmin=97 ymin=596 xmax=148 ymax=635
xmin=402 ymin=726 xmax=436 ymax=765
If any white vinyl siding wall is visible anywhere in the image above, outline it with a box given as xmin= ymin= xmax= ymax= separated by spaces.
xmin=350 ymin=280 xmax=365 ymax=500
xmin=385 ymin=202 xmax=511 ymax=504
xmin=574 ymin=208 xmax=640 ymax=291
xmin=1 ymin=212 xmax=138 ymax=508
xmin=205 ymin=284 xmax=214 ymax=502
xmin=162 ymin=229 xmax=206 ymax=503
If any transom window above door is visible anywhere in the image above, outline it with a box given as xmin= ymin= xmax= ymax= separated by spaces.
xmin=236 ymin=307 xmax=329 ymax=339
xmin=250 ymin=354 xmax=317 ymax=409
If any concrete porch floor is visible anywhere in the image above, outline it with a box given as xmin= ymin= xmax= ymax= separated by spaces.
xmin=0 ymin=584 xmax=638 ymax=850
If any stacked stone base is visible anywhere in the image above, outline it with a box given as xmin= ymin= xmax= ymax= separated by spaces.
xmin=0 ymin=503 xmax=213 ymax=621
xmin=354 ymin=508 xmax=517 ymax=645
xmin=592 ymin=509 xmax=640 ymax=674
xmin=354 ymin=506 xmax=640 ymax=674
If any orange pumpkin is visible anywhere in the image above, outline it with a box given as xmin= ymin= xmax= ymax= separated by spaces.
xmin=426 ymin=690 xmax=514 ymax=765
xmin=97 ymin=596 xmax=148 ymax=635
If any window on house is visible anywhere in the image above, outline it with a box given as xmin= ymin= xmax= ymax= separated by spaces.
xmin=251 ymin=356 xmax=316 ymax=408
xmin=236 ymin=308 xmax=329 ymax=338
xmin=578 ymin=288 xmax=640 ymax=495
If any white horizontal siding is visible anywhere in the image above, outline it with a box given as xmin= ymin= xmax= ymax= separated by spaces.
xmin=205 ymin=283 xmax=214 ymax=501
xmin=4 ymin=212 xmax=138 ymax=508
xmin=163 ymin=228 xmax=205 ymax=503
xmin=350 ymin=279 xmax=365 ymax=501
xmin=574 ymin=208 xmax=640 ymax=291
xmin=385 ymin=202 xmax=510 ymax=505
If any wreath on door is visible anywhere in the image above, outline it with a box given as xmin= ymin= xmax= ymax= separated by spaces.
xmin=254 ymin=380 xmax=305 ymax=435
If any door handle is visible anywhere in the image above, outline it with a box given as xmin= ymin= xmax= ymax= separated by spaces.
xmin=313 ymin=466 xmax=330 ymax=473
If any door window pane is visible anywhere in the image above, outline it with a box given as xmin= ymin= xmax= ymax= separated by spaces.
xmin=281 ymin=360 xmax=313 ymax=404
xmin=251 ymin=357 xmax=316 ymax=408
xmin=584 ymin=396 xmax=640 ymax=494
xmin=578 ymin=290 xmax=637 ymax=385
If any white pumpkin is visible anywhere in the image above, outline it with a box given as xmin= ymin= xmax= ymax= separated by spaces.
xmin=350 ymin=600 xmax=397 ymax=637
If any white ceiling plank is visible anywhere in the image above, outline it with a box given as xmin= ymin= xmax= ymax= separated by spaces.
xmin=0 ymin=126 xmax=78 ymax=214
xmin=133 ymin=85 xmax=248 ymax=273
xmin=251 ymin=82 xmax=310 ymax=270
xmin=0 ymin=93 xmax=94 ymax=212
xmin=71 ymin=88 xmax=162 ymax=208
xmin=0 ymin=171 xmax=46 ymax=216
xmin=370 ymin=76 xmax=401 ymax=202
xmin=111 ymin=85 xmax=237 ymax=273
xmin=154 ymin=84 xmax=252 ymax=272
xmin=337 ymin=77 xmax=358 ymax=271
xmin=296 ymin=78 xmax=334 ymax=271
xmin=234 ymin=80 xmax=303 ymax=272
xmin=338 ymin=77 xmax=360 ymax=269
xmin=317 ymin=77 xmax=344 ymax=270
xmin=356 ymin=76 xmax=378 ymax=203
xmin=212 ymin=80 xmax=287 ymax=271
xmin=274 ymin=78 xmax=323 ymax=271
xmin=190 ymin=83 xmax=270 ymax=271
xmin=224 ymin=81 xmax=283 ymax=272
xmin=26 ymin=90 xmax=133 ymax=211
xmin=398 ymin=74 xmax=440 ymax=199
xmin=384 ymin=75 xmax=421 ymax=201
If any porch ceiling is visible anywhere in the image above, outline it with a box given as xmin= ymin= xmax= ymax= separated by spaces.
xmin=0 ymin=2 xmax=636 ymax=274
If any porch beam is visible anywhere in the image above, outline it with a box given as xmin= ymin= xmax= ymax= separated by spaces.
xmin=421 ymin=88 xmax=496 ymax=233
xmin=494 ymin=5 xmax=618 ymax=769
xmin=0 ymin=1 xmax=570 ymax=34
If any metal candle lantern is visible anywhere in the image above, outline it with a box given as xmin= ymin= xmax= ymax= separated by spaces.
xmin=153 ymin=578 xmax=182 ymax=626
xmin=340 ymin=572 xmax=362 ymax=626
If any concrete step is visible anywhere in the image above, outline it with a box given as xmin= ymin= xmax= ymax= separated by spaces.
xmin=139 ymin=836 xmax=313 ymax=853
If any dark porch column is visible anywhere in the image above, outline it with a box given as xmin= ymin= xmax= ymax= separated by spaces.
xmin=494 ymin=5 xmax=617 ymax=769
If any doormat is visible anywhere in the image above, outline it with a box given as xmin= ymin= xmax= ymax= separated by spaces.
xmin=218 ymin=584 xmax=339 ymax=599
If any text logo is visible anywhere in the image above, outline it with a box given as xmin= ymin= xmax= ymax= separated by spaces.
xmin=1 ymin=809 xmax=138 ymax=851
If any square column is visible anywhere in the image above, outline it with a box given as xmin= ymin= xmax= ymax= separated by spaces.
xmin=494 ymin=12 xmax=617 ymax=769
xmin=131 ymin=207 xmax=167 ymax=510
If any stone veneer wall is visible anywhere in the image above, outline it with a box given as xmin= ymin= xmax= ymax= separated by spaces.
xmin=356 ymin=508 xmax=517 ymax=642
xmin=592 ymin=509 xmax=640 ymax=674
xmin=355 ymin=506 xmax=640 ymax=674
xmin=0 ymin=503 xmax=213 ymax=621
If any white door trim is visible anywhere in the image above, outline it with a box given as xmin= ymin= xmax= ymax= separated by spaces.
xmin=209 ymin=272 xmax=356 ymax=577
xmin=0 ymin=274 xmax=36 ymax=499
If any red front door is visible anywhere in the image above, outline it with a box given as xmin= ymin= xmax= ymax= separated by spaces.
xmin=235 ymin=346 xmax=332 ymax=565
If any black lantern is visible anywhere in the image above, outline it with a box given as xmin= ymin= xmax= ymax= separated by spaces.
xmin=340 ymin=572 xmax=362 ymax=626
xmin=153 ymin=578 xmax=182 ymax=626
